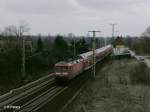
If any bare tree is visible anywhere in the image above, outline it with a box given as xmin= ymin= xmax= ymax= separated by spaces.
xmin=3 ymin=21 xmax=30 ymax=39
xmin=3 ymin=21 xmax=30 ymax=78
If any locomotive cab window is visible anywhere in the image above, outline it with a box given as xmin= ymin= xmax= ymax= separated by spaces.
xmin=55 ymin=66 xmax=62 ymax=72
xmin=63 ymin=66 xmax=68 ymax=70
xmin=68 ymin=66 xmax=72 ymax=70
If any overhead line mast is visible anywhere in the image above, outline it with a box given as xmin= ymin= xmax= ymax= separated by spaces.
xmin=110 ymin=23 xmax=117 ymax=42
xmin=88 ymin=30 xmax=101 ymax=78
xmin=22 ymin=37 xmax=26 ymax=79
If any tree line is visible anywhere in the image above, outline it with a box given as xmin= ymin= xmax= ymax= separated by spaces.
xmin=3 ymin=23 xmax=149 ymax=85
xmin=124 ymin=36 xmax=150 ymax=54
xmin=0 ymin=32 xmax=91 ymax=84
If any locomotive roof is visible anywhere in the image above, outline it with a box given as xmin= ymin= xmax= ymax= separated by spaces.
xmin=79 ymin=45 xmax=112 ymax=59
xmin=55 ymin=45 xmax=112 ymax=66
xmin=55 ymin=59 xmax=82 ymax=66
xmin=95 ymin=45 xmax=112 ymax=54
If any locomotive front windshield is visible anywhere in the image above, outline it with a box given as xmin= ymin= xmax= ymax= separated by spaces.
xmin=55 ymin=66 xmax=72 ymax=72
xmin=55 ymin=66 xmax=62 ymax=72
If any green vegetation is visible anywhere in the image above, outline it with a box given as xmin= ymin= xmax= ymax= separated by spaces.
xmin=0 ymin=33 xmax=94 ymax=93
xmin=132 ymin=37 xmax=150 ymax=54
xmin=130 ymin=62 xmax=150 ymax=85
xmin=75 ymin=38 xmax=89 ymax=54
xmin=52 ymin=35 xmax=70 ymax=61
xmin=0 ymin=26 xmax=149 ymax=94
xmin=124 ymin=36 xmax=150 ymax=54
xmin=36 ymin=36 xmax=44 ymax=52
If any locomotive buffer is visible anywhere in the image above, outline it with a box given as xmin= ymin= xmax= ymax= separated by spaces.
xmin=88 ymin=30 xmax=101 ymax=77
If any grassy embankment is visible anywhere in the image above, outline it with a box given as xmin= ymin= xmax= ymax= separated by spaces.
xmin=65 ymin=59 xmax=150 ymax=112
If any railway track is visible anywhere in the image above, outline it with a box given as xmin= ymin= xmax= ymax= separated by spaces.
xmin=0 ymin=74 xmax=88 ymax=112
xmin=0 ymin=57 xmax=112 ymax=112
xmin=15 ymin=86 xmax=68 ymax=112
xmin=0 ymin=72 xmax=53 ymax=103
xmin=0 ymin=72 xmax=69 ymax=112
xmin=0 ymin=73 xmax=56 ymax=111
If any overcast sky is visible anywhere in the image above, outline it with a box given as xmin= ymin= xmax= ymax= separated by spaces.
xmin=0 ymin=0 xmax=150 ymax=36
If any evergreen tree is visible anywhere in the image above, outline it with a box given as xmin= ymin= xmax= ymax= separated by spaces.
xmin=76 ymin=38 xmax=89 ymax=54
xmin=36 ymin=37 xmax=43 ymax=52
xmin=53 ymin=35 xmax=69 ymax=61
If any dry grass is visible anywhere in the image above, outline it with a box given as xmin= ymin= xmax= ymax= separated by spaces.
xmin=65 ymin=59 xmax=150 ymax=112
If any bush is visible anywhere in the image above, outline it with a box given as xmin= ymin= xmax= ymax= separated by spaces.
xmin=26 ymin=52 xmax=52 ymax=75
xmin=0 ymin=49 xmax=22 ymax=84
xmin=130 ymin=62 xmax=150 ymax=85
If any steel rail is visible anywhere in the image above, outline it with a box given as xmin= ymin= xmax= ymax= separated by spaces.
xmin=10 ymin=79 xmax=55 ymax=106
xmin=0 ymin=73 xmax=53 ymax=103
xmin=15 ymin=86 xmax=66 ymax=112
xmin=0 ymin=80 xmax=54 ymax=107
xmin=32 ymin=86 xmax=68 ymax=112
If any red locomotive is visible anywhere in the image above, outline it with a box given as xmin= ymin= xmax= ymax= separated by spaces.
xmin=54 ymin=45 xmax=113 ymax=80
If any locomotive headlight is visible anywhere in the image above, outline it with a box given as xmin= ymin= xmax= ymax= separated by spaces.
xmin=55 ymin=72 xmax=68 ymax=76
xmin=62 ymin=72 xmax=69 ymax=75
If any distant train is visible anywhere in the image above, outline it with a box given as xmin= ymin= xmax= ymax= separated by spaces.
xmin=54 ymin=45 xmax=113 ymax=81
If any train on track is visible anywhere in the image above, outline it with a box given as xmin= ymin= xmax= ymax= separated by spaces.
xmin=54 ymin=45 xmax=113 ymax=81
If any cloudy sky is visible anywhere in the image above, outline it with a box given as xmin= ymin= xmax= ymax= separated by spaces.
xmin=0 ymin=0 xmax=150 ymax=36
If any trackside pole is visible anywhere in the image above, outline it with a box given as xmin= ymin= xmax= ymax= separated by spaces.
xmin=22 ymin=38 xmax=26 ymax=79
xmin=110 ymin=23 xmax=117 ymax=42
xmin=88 ymin=31 xmax=101 ymax=78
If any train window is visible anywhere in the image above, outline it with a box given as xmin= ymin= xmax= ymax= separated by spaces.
xmin=56 ymin=66 xmax=72 ymax=71
xmin=68 ymin=66 xmax=72 ymax=70
xmin=62 ymin=66 xmax=68 ymax=70
xmin=55 ymin=66 xmax=62 ymax=72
